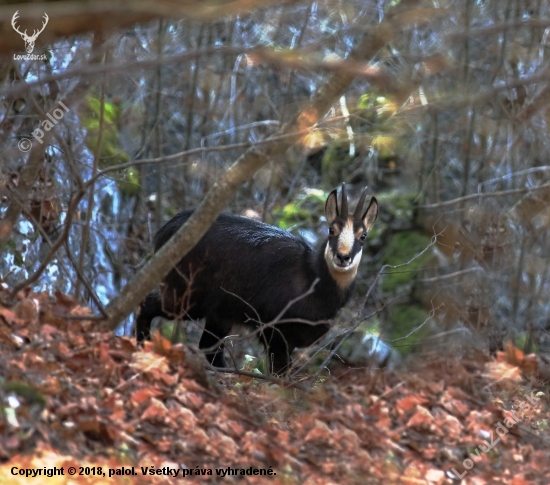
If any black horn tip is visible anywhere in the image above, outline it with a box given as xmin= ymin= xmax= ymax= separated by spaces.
xmin=340 ymin=183 xmax=347 ymax=199
xmin=353 ymin=186 xmax=369 ymax=219
xmin=340 ymin=183 xmax=349 ymax=217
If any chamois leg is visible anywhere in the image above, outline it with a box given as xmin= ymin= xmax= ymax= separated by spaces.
xmin=136 ymin=289 xmax=169 ymax=342
xmin=200 ymin=316 xmax=232 ymax=368
xmin=262 ymin=327 xmax=294 ymax=375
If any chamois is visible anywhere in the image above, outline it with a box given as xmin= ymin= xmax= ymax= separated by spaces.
xmin=136 ymin=184 xmax=378 ymax=375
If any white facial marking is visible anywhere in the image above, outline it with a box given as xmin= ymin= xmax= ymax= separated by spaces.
xmin=325 ymin=241 xmax=363 ymax=290
xmin=337 ymin=220 xmax=355 ymax=255
xmin=350 ymin=249 xmax=362 ymax=268
xmin=325 ymin=241 xmax=362 ymax=272
xmin=331 ymin=249 xmax=362 ymax=273
xmin=324 ymin=242 xmax=333 ymax=264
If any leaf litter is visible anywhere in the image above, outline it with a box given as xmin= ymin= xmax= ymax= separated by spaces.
xmin=0 ymin=289 xmax=548 ymax=484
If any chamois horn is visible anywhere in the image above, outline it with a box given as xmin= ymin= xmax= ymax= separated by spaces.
xmin=353 ymin=187 xmax=369 ymax=220
xmin=340 ymin=183 xmax=348 ymax=218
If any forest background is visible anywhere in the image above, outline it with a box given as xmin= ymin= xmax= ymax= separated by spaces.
xmin=2 ymin=1 xmax=550 ymax=483
xmin=1 ymin=0 xmax=550 ymax=376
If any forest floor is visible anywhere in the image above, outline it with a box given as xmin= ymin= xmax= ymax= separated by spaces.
xmin=0 ymin=290 xmax=549 ymax=485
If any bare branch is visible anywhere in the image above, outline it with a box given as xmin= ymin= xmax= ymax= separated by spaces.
xmin=212 ymin=366 xmax=309 ymax=391
xmin=311 ymin=232 xmax=441 ymax=380
xmin=102 ymin=2 xmax=420 ymax=329
xmin=446 ymin=19 xmax=550 ymax=41
xmin=418 ymin=184 xmax=550 ymax=210
xmin=9 ymin=190 xmax=85 ymax=296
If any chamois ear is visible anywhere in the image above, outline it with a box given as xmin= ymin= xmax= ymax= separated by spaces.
xmin=362 ymin=197 xmax=378 ymax=232
xmin=325 ymin=188 xmax=339 ymax=225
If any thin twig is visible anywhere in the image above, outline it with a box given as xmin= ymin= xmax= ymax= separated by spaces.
xmin=418 ymin=184 xmax=550 ymax=210
xmin=9 ymin=190 xmax=86 ymax=297
xmin=211 ymin=366 xmax=309 ymax=391
xmin=446 ymin=19 xmax=550 ymax=41
xmin=83 ymin=130 xmax=311 ymax=188
xmin=391 ymin=303 xmax=443 ymax=342
xmin=220 ymin=287 xmax=261 ymax=323
xmin=417 ymin=267 xmax=482 ymax=284
xmin=291 ymin=293 xmax=404 ymax=377
xmin=0 ymin=46 xmax=389 ymax=100
xmin=312 ymin=232 xmax=441 ymax=380
xmin=63 ymin=242 xmax=107 ymax=317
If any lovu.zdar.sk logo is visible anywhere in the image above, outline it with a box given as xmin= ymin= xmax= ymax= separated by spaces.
xmin=12 ymin=10 xmax=48 ymax=60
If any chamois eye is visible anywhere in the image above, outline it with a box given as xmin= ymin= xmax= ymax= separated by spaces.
xmin=360 ymin=233 xmax=367 ymax=241
xmin=329 ymin=227 xmax=335 ymax=235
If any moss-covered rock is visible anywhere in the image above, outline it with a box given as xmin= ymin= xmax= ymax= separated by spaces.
xmin=272 ymin=188 xmax=326 ymax=231
xmin=335 ymin=319 xmax=400 ymax=368
xmin=151 ymin=317 xmax=187 ymax=344
xmin=80 ymin=94 xmax=134 ymax=196
xmin=381 ymin=231 xmax=432 ymax=293
xmin=386 ymin=304 xmax=430 ymax=356
xmin=376 ymin=190 xmax=417 ymax=230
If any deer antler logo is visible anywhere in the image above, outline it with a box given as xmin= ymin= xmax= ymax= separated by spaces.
xmin=11 ymin=11 xmax=49 ymax=54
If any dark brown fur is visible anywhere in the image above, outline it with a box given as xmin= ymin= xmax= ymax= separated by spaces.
xmin=136 ymin=185 xmax=377 ymax=375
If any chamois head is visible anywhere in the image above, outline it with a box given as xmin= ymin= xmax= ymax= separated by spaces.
xmin=324 ymin=184 xmax=378 ymax=288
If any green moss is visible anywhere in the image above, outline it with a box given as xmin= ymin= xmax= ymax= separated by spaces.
xmin=377 ymin=190 xmax=416 ymax=225
xmin=275 ymin=202 xmax=313 ymax=230
xmin=515 ymin=332 xmax=539 ymax=353
xmin=386 ymin=305 xmax=429 ymax=355
xmin=241 ymin=355 xmax=267 ymax=375
xmin=81 ymin=94 xmax=135 ymax=196
xmin=357 ymin=92 xmax=397 ymax=126
xmin=4 ymin=381 xmax=46 ymax=406
xmin=381 ymin=231 xmax=431 ymax=292
xmin=272 ymin=189 xmax=326 ymax=231
xmin=155 ymin=320 xmax=187 ymax=343
xmin=117 ymin=167 xmax=141 ymax=197
xmin=365 ymin=190 xmax=419 ymax=252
